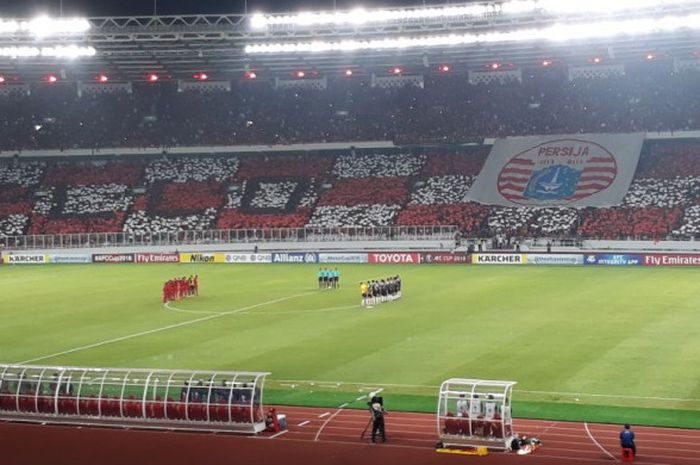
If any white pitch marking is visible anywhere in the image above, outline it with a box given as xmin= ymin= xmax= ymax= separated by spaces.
xmin=584 ymin=422 xmax=618 ymax=462
xmin=318 ymin=412 xmax=330 ymax=418
xmin=297 ymin=420 xmax=310 ymax=427
xmin=17 ymin=291 xmax=314 ymax=365
xmin=269 ymin=430 xmax=289 ymax=439
xmin=339 ymin=403 xmax=348 ymax=408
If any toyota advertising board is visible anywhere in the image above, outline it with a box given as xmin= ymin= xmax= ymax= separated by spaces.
xmin=135 ymin=253 xmax=180 ymax=264
xmin=272 ymin=252 xmax=319 ymax=264
xmin=584 ymin=254 xmax=643 ymax=266
xmin=420 ymin=252 xmax=470 ymax=264
xmin=368 ymin=252 xmax=420 ymax=264
xmin=224 ymin=253 xmax=273 ymax=263
xmin=472 ymin=254 xmax=527 ymax=265
xmin=5 ymin=254 xmax=48 ymax=264
xmin=526 ymin=254 xmax=583 ymax=265
xmin=319 ymin=253 xmax=368 ymax=264
xmin=93 ymin=253 xmax=135 ymax=263
xmin=644 ymin=254 xmax=700 ymax=266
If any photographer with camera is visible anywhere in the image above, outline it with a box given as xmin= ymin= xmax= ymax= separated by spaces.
xmin=368 ymin=396 xmax=386 ymax=443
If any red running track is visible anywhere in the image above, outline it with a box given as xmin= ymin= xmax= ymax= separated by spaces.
xmin=1 ymin=406 xmax=699 ymax=465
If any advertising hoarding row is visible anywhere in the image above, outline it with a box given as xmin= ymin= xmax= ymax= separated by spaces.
xmin=3 ymin=251 xmax=700 ymax=267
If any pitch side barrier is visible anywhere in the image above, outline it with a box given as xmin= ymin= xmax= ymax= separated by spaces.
xmin=3 ymin=251 xmax=700 ymax=266
xmin=0 ymin=364 xmax=270 ymax=434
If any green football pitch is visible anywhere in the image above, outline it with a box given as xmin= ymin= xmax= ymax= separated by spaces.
xmin=1 ymin=263 xmax=699 ymax=427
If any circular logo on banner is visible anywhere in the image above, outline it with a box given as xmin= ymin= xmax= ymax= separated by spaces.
xmin=497 ymin=138 xmax=617 ymax=205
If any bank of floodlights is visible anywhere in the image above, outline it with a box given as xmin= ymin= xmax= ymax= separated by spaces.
xmin=250 ymin=0 xmax=700 ymax=29
xmin=0 ymin=45 xmax=96 ymax=58
xmin=246 ymin=12 xmax=700 ymax=54
xmin=0 ymin=16 xmax=90 ymax=37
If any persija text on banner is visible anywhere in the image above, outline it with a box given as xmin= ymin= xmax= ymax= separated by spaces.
xmin=465 ymin=133 xmax=644 ymax=207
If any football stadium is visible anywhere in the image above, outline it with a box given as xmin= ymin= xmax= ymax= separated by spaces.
xmin=1 ymin=0 xmax=700 ymax=464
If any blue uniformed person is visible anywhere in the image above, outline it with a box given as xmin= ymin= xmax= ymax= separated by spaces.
xmin=620 ymin=423 xmax=636 ymax=457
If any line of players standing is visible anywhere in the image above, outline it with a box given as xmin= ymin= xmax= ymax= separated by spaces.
xmin=318 ymin=267 xmax=340 ymax=289
xmin=360 ymin=276 xmax=401 ymax=307
xmin=163 ymin=275 xmax=198 ymax=303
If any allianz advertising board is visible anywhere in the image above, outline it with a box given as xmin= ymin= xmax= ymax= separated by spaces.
xmin=584 ymin=254 xmax=643 ymax=266
xmin=272 ymin=252 xmax=319 ymax=264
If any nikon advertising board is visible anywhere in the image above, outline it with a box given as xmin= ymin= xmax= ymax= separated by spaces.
xmin=179 ymin=253 xmax=225 ymax=264
xmin=472 ymin=253 xmax=527 ymax=265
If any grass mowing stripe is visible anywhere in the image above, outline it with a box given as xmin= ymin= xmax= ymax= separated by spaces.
xmin=17 ymin=291 xmax=313 ymax=365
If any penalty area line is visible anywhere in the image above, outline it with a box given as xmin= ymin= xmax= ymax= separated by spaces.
xmin=16 ymin=291 xmax=314 ymax=365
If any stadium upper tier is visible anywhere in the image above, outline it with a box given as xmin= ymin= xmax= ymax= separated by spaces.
xmin=1 ymin=140 xmax=699 ymax=241
xmin=0 ymin=66 xmax=699 ymax=151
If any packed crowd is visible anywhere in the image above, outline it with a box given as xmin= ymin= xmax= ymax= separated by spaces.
xmin=1 ymin=67 xmax=700 ymax=151
xmin=0 ymin=142 xmax=699 ymax=240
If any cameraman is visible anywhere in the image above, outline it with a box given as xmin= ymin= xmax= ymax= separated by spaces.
xmin=369 ymin=396 xmax=386 ymax=443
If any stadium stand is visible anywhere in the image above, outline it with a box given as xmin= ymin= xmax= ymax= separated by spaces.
xmin=1 ymin=143 xmax=700 ymax=239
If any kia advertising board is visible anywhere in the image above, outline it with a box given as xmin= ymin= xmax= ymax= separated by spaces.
xmin=644 ymin=254 xmax=700 ymax=266
xmin=224 ymin=253 xmax=273 ymax=263
xmin=584 ymin=254 xmax=643 ymax=266
xmin=368 ymin=252 xmax=420 ymax=264
xmin=272 ymin=252 xmax=319 ymax=264
xmin=420 ymin=252 xmax=470 ymax=264
xmin=92 ymin=253 xmax=134 ymax=263
xmin=5 ymin=254 xmax=47 ymax=264
xmin=472 ymin=254 xmax=527 ymax=265
xmin=318 ymin=253 xmax=368 ymax=264
xmin=526 ymin=254 xmax=583 ymax=265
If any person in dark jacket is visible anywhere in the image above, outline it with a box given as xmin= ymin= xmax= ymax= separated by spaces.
xmin=620 ymin=423 xmax=636 ymax=456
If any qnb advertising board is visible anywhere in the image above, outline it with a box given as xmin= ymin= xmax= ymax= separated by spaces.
xmin=224 ymin=253 xmax=273 ymax=264
xmin=472 ymin=254 xmax=526 ymax=265
xmin=466 ymin=133 xmax=644 ymax=207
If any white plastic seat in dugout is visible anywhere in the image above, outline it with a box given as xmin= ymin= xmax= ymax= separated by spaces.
xmin=0 ymin=364 xmax=270 ymax=434
xmin=437 ymin=378 xmax=517 ymax=450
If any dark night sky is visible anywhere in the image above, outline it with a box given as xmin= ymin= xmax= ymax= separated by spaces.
xmin=0 ymin=0 xmax=453 ymax=17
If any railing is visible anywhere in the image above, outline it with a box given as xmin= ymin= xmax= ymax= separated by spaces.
xmin=0 ymin=225 xmax=458 ymax=251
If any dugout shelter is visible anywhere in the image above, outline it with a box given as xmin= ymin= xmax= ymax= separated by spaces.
xmin=437 ymin=378 xmax=517 ymax=450
xmin=0 ymin=364 xmax=270 ymax=433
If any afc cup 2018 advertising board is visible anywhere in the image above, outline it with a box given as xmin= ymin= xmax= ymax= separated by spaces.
xmin=420 ymin=252 xmax=470 ymax=264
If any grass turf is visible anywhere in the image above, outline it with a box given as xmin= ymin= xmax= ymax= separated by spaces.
xmin=1 ymin=263 xmax=699 ymax=427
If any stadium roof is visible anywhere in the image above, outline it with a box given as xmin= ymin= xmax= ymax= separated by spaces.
xmin=1 ymin=1 xmax=700 ymax=83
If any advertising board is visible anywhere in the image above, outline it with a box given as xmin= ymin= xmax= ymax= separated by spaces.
xmin=318 ymin=253 xmax=368 ymax=264
xmin=135 ymin=253 xmax=180 ymax=264
xmin=584 ymin=254 xmax=643 ymax=266
xmin=224 ymin=253 xmax=273 ymax=263
xmin=49 ymin=254 xmax=92 ymax=264
xmin=93 ymin=253 xmax=135 ymax=263
xmin=367 ymin=252 xmax=421 ymax=264
xmin=526 ymin=254 xmax=583 ymax=265
xmin=5 ymin=254 xmax=47 ymax=264
xmin=420 ymin=252 xmax=470 ymax=264
xmin=179 ymin=253 xmax=225 ymax=264
xmin=644 ymin=254 xmax=700 ymax=266
xmin=472 ymin=254 xmax=527 ymax=265
xmin=272 ymin=252 xmax=319 ymax=264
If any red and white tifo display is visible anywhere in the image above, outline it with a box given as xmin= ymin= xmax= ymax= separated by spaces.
xmin=0 ymin=364 xmax=270 ymax=434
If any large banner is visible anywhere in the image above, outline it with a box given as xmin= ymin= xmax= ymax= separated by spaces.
xmin=465 ymin=133 xmax=644 ymax=207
